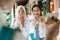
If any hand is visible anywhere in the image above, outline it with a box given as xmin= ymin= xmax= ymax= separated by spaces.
xmin=32 ymin=20 xmax=38 ymax=28
xmin=0 ymin=0 xmax=15 ymax=11
xmin=13 ymin=19 xmax=19 ymax=29
xmin=45 ymin=17 xmax=60 ymax=40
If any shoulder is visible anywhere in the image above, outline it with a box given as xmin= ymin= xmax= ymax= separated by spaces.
xmin=38 ymin=16 xmax=46 ymax=23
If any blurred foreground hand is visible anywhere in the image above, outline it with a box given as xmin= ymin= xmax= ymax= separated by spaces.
xmin=45 ymin=16 xmax=60 ymax=40
xmin=0 ymin=0 xmax=16 ymax=11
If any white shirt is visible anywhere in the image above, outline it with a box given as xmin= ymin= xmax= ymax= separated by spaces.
xmin=13 ymin=18 xmax=30 ymax=38
xmin=29 ymin=20 xmax=45 ymax=39
xmin=20 ymin=19 xmax=30 ymax=38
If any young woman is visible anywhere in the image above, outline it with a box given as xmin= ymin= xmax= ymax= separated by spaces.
xmin=11 ymin=5 xmax=29 ymax=39
xmin=28 ymin=5 xmax=46 ymax=40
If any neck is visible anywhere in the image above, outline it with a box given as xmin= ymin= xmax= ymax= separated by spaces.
xmin=19 ymin=18 xmax=25 ymax=27
xmin=35 ymin=16 xmax=40 ymax=21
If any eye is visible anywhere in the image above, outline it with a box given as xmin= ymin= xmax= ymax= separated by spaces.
xmin=33 ymin=10 xmax=36 ymax=12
